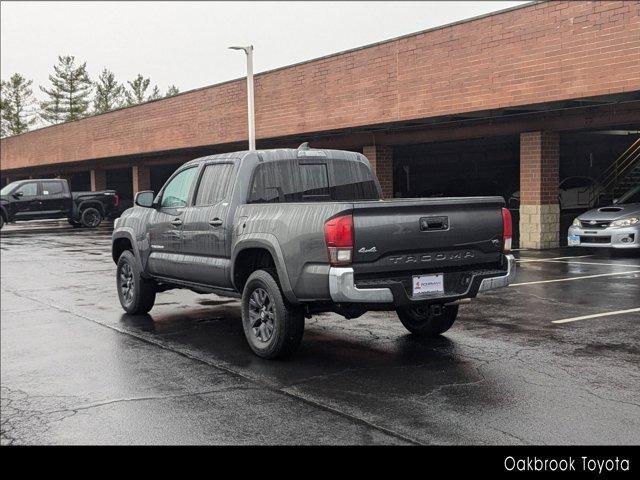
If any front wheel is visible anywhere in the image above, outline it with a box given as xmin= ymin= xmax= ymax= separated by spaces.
xmin=241 ymin=270 xmax=305 ymax=359
xmin=81 ymin=207 xmax=102 ymax=228
xmin=116 ymin=250 xmax=156 ymax=314
xmin=396 ymin=304 xmax=459 ymax=336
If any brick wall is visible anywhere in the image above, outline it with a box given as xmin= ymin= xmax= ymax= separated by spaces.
xmin=520 ymin=131 xmax=560 ymax=205
xmin=2 ymin=0 xmax=639 ymax=171
xmin=363 ymin=145 xmax=393 ymax=198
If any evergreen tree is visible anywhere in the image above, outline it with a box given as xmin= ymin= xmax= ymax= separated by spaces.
xmin=125 ymin=74 xmax=151 ymax=105
xmin=165 ymin=85 xmax=179 ymax=97
xmin=40 ymin=55 xmax=92 ymax=124
xmin=93 ymin=68 xmax=124 ymax=113
xmin=0 ymin=73 xmax=38 ymax=137
xmin=148 ymin=85 xmax=161 ymax=101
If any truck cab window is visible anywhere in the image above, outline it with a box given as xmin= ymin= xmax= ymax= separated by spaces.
xmin=194 ymin=163 xmax=234 ymax=206
xmin=161 ymin=167 xmax=197 ymax=208
xmin=14 ymin=182 xmax=38 ymax=196
xmin=42 ymin=181 xmax=64 ymax=195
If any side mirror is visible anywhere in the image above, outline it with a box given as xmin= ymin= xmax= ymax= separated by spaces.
xmin=12 ymin=191 xmax=24 ymax=198
xmin=135 ymin=190 xmax=155 ymax=208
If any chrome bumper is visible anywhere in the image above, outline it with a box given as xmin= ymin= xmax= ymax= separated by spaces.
xmin=328 ymin=254 xmax=517 ymax=303
xmin=328 ymin=267 xmax=394 ymax=303
xmin=478 ymin=254 xmax=517 ymax=292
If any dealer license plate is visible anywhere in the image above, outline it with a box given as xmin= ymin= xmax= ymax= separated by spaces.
xmin=412 ymin=273 xmax=444 ymax=296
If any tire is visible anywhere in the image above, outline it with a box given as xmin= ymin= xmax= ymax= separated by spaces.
xmin=81 ymin=207 xmax=102 ymax=228
xmin=396 ymin=304 xmax=459 ymax=337
xmin=241 ymin=269 xmax=305 ymax=359
xmin=116 ymin=250 xmax=156 ymax=314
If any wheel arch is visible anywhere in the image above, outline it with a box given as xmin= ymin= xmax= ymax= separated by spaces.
xmin=232 ymin=236 xmax=299 ymax=304
xmin=112 ymin=229 xmax=144 ymax=273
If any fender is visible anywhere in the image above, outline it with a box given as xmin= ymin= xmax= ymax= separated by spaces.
xmin=112 ymin=227 xmax=147 ymax=276
xmin=231 ymin=233 xmax=299 ymax=305
xmin=77 ymin=200 xmax=105 ymax=215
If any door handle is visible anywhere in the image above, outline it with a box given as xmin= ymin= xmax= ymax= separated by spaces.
xmin=171 ymin=218 xmax=183 ymax=226
xmin=209 ymin=218 xmax=223 ymax=227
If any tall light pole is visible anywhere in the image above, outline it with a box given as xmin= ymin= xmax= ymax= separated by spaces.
xmin=229 ymin=45 xmax=255 ymax=151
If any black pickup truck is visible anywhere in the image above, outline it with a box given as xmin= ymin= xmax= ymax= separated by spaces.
xmin=0 ymin=178 xmax=119 ymax=229
xmin=112 ymin=146 xmax=516 ymax=359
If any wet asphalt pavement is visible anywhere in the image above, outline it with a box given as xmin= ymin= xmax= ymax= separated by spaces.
xmin=1 ymin=220 xmax=639 ymax=445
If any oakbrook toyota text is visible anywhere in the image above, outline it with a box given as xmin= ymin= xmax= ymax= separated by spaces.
xmin=504 ymin=456 xmax=630 ymax=474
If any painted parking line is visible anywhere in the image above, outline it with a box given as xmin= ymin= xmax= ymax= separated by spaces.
xmin=510 ymin=270 xmax=640 ymax=286
xmin=552 ymin=307 xmax=640 ymax=324
xmin=516 ymin=255 xmax=593 ymax=263
xmin=542 ymin=260 xmax=640 ymax=268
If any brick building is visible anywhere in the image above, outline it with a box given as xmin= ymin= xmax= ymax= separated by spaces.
xmin=1 ymin=1 xmax=639 ymax=248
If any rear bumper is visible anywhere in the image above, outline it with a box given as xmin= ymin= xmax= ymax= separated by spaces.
xmin=328 ymin=254 xmax=516 ymax=305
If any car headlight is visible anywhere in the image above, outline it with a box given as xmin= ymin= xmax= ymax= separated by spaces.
xmin=610 ymin=217 xmax=639 ymax=228
xmin=572 ymin=218 xmax=581 ymax=227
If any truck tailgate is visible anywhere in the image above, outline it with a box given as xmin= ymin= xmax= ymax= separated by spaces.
xmin=352 ymin=197 xmax=505 ymax=275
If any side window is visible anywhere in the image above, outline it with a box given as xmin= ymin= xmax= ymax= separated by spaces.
xmin=42 ymin=181 xmax=64 ymax=195
xmin=194 ymin=163 xmax=234 ymax=206
xmin=248 ymin=161 xmax=297 ymax=204
xmin=14 ymin=182 xmax=38 ymax=197
xmin=160 ymin=167 xmax=197 ymax=208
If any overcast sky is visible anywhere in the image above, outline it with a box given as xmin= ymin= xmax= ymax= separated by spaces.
xmin=2 ymin=1 xmax=527 ymax=100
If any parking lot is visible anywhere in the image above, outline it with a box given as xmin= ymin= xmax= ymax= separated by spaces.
xmin=1 ymin=220 xmax=639 ymax=445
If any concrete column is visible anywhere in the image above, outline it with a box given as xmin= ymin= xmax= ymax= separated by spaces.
xmin=90 ymin=169 xmax=107 ymax=191
xmin=363 ymin=145 xmax=393 ymax=198
xmin=132 ymin=165 xmax=151 ymax=196
xmin=519 ymin=131 xmax=560 ymax=249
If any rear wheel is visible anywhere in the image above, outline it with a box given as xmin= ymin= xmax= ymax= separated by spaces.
xmin=241 ymin=269 xmax=305 ymax=359
xmin=396 ymin=304 xmax=459 ymax=336
xmin=116 ymin=250 xmax=156 ymax=314
xmin=81 ymin=207 xmax=102 ymax=228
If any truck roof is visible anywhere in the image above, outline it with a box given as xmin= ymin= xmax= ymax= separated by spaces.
xmin=182 ymin=147 xmax=370 ymax=168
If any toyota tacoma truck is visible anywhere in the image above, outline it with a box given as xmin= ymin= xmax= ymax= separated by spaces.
xmin=112 ymin=146 xmax=516 ymax=358
xmin=1 ymin=178 xmax=119 ymax=229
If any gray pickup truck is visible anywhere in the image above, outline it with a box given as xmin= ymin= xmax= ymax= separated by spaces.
xmin=112 ymin=145 xmax=516 ymax=358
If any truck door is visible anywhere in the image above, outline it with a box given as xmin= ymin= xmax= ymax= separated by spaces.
xmin=178 ymin=162 xmax=235 ymax=287
xmin=10 ymin=181 xmax=41 ymax=220
xmin=39 ymin=180 xmax=71 ymax=218
xmin=145 ymin=166 xmax=198 ymax=279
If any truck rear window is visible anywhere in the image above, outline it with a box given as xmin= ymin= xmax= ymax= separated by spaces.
xmin=248 ymin=159 xmax=380 ymax=203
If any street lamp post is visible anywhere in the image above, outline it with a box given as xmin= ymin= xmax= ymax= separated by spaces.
xmin=229 ymin=45 xmax=256 ymax=151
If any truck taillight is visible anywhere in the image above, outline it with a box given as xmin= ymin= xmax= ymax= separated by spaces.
xmin=324 ymin=214 xmax=353 ymax=266
xmin=502 ymin=207 xmax=512 ymax=253
xmin=114 ymin=193 xmax=119 ymax=207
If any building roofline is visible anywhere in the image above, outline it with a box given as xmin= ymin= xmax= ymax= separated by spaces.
xmin=1 ymin=1 xmax=537 ymax=141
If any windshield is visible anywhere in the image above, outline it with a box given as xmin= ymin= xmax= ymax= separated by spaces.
xmin=0 ymin=181 xmax=20 ymax=195
xmin=618 ymin=184 xmax=640 ymax=204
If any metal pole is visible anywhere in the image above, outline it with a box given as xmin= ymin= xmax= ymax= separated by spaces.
xmin=246 ymin=46 xmax=256 ymax=151
xmin=229 ymin=45 xmax=256 ymax=151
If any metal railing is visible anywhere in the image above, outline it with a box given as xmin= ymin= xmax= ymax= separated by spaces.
xmin=589 ymin=137 xmax=640 ymax=206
